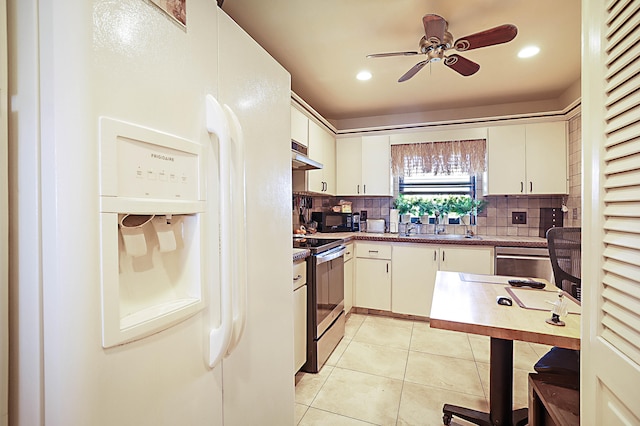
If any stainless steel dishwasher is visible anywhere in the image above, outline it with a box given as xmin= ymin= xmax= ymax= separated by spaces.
xmin=494 ymin=246 xmax=555 ymax=284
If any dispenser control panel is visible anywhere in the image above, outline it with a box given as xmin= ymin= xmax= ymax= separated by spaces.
xmin=116 ymin=137 xmax=199 ymax=200
xmin=99 ymin=117 xmax=202 ymax=202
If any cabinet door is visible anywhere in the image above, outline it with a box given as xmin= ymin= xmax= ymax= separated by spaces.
xmin=344 ymin=258 xmax=354 ymax=314
xmin=525 ymin=122 xmax=568 ymax=194
xmin=307 ymin=119 xmax=327 ymax=193
xmin=291 ymin=105 xmax=308 ymax=146
xmin=336 ymin=137 xmax=362 ymax=195
xmin=308 ymin=119 xmax=335 ymax=194
xmin=355 ymin=258 xmax=391 ymax=310
xmin=439 ymin=246 xmax=494 ymax=275
xmin=361 ymin=135 xmax=391 ymax=196
xmin=485 ymin=125 xmax=527 ymax=195
xmin=293 ymin=284 xmax=307 ymax=372
xmin=322 ymin=126 xmax=336 ymax=195
xmin=391 ymin=244 xmax=439 ymax=317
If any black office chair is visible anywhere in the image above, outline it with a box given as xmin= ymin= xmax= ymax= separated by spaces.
xmin=546 ymin=226 xmax=582 ymax=301
xmin=532 ymin=227 xmax=582 ymax=389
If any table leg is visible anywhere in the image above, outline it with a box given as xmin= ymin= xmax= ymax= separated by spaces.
xmin=490 ymin=338 xmax=513 ymax=422
xmin=441 ymin=338 xmax=528 ymax=426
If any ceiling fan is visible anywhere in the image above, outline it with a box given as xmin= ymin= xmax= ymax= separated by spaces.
xmin=367 ymin=14 xmax=518 ymax=82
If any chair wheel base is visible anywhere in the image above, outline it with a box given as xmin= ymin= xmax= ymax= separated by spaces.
xmin=442 ymin=404 xmax=528 ymax=426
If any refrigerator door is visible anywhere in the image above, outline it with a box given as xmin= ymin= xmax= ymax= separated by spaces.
xmin=217 ymin=11 xmax=295 ymax=425
xmin=1 ymin=5 xmax=7 ymax=424
xmin=10 ymin=0 xmax=223 ymax=425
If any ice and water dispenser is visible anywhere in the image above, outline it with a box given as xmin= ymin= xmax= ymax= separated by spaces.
xmin=99 ymin=117 xmax=206 ymax=348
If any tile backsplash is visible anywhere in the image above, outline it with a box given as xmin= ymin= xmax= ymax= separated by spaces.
xmin=300 ymin=194 xmax=565 ymax=237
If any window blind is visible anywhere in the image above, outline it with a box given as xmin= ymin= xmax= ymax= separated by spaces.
xmin=601 ymin=0 xmax=640 ymax=365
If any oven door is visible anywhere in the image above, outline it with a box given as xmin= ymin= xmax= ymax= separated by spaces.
xmin=314 ymin=246 xmax=345 ymax=338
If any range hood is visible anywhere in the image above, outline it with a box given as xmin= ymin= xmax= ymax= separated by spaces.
xmin=291 ymin=140 xmax=323 ymax=170
xmin=292 ymin=151 xmax=323 ymax=170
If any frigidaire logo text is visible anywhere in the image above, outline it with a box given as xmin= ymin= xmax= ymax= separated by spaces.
xmin=151 ymin=153 xmax=175 ymax=162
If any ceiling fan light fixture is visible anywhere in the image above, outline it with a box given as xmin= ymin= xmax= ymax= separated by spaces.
xmin=518 ymin=46 xmax=540 ymax=58
xmin=356 ymin=70 xmax=372 ymax=81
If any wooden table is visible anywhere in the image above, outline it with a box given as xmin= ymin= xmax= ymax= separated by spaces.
xmin=429 ymin=271 xmax=580 ymax=426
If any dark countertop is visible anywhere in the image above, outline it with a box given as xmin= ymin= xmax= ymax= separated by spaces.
xmin=303 ymin=232 xmax=548 ymax=248
xmin=292 ymin=232 xmax=548 ymax=262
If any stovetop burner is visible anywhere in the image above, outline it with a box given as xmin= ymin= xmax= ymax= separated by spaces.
xmin=293 ymin=237 xmax=344 ymax=253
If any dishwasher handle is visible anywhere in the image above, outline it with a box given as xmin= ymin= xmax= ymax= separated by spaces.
xmin=496 ymin=254 xmax=550 ymax=262
xmin=495 ymin=246 xmax=550 ymax=257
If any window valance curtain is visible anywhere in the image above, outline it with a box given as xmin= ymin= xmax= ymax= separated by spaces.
xmin=391 ymin=139 xmax=486 ymax=177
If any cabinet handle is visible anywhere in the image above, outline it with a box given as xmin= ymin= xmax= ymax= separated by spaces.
xmin=520 ymin=182 xmax=524 ymax=193
xmin=293 ymin=274 xmax=302 ymax=281
xmin=357 ymin=184 xmax=360 ymax=194
xmin=530 ymin=181 xmax=533 ymax=193
xmin=433 ymin=250 xmax=437 ymax=261
xmin=386 ymin=263 xmax=389 ymax=273
xmin=369 ymin=250 xmax=379 ymax=254
xmin=346 ymin=251 xmax=351 ymax=255
xmin=442 ymin=250 xmax=445 ymax=262
xmin=363 ymin=184 xmax=366 ymax=194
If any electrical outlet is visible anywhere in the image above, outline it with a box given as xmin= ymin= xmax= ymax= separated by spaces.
xmin=512 ymin=211 xmax=527 ymax=224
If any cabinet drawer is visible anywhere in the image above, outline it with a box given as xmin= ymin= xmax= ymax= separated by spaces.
xmin=356 ymin=242 xmax=392 ymax=260
xmin=293 ymin=260 xmax=307 ymax=290
xmin=343 ymin=243 xmax=354 ymax=262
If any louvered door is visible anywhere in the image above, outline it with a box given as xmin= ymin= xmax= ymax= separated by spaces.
xmin=583 ymin=0 xmax=640 ymax=423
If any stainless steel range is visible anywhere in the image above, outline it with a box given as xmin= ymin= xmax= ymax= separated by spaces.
xmin=293 ymin=237 xmax=346 ymax=373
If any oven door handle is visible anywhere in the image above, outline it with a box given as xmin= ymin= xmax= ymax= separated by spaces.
xmin=316 ymin=246 xmax=346 ymax=265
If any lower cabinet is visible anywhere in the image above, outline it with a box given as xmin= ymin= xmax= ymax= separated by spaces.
xmin=354 ymin=241 xmax=494 ymax=317
xmin=439 ymin=246 xmax=494 ymax=274
xmin=391 ymin=244 xmax=439 ymax=317
xmin=391 ymin=244 xmax=494 ymax=317
xmin=344 ymin=243 xmax=354 ymax=315
xmin=355 ymin=242 xmax=392 ymax=311
xmin=293 ymin=260 xmax=307 ymax=373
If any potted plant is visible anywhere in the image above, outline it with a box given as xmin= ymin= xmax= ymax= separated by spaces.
xmin=448 ymin=196 xmax=487 ymax=225
xmin=410 ymin=197 xmax=435 ymax=223
xmin=393 ymin=194 xmax=412 ymax=223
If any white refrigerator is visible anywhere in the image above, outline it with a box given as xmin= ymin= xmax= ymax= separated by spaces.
xmin=7 ymin=1 xmax=294 ymax=425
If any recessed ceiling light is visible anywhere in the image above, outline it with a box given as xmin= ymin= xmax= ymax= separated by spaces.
xmin=356 ymin=70 xmax=372 ymax=81
xmin=518 ymin=46 xmax=540 ymax=58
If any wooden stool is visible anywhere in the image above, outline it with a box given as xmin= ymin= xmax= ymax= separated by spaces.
xmin=528 ymin=373 xmax=579 ymax=425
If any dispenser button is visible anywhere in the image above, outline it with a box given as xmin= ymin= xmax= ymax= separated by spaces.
xmin=146 ymin=169 xmax=156 ymax=180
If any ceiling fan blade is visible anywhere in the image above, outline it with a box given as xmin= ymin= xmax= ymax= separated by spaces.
xmin=423 ymin=14 xmax=448 ymax=44
xmin=444 ymin=54 xmax=480 ymax=76
xmin=366 ymin=51 xmax=419 ymax=58
xmin=454 ymin=24 xmax=518 ymax=51
xmin=398 ymin=60 xmax=429 ymax=82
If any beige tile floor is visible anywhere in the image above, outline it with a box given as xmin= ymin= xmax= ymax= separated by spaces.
xmin=295 ymin=313 xmax=552 ymax=426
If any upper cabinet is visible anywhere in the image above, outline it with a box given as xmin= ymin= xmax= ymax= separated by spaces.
xmin=291 ymin=105 xmax=308 ymax=146
xmin=336 ymin=135 xmax=391 ymax=196
xmin=291 ymin=104 xmax=336 ymax=195
xmin=307 ymin=119 xmax=336 ymax=194
xmin=484 ymin=122 xmax=568 ymax=195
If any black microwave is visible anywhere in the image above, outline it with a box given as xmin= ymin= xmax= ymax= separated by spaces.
xmin=311 ymin=212 xmax=354 ymax=232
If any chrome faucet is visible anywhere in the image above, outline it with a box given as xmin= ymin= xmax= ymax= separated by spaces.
xmin=434 ymin=211 xmax=444 ymax=235
xmin=404 ymin=223 xmax=417 ymax=237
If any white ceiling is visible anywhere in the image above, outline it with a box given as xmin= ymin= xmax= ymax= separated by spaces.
xmin=222 ymin=0 xmax=581 ymax=129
